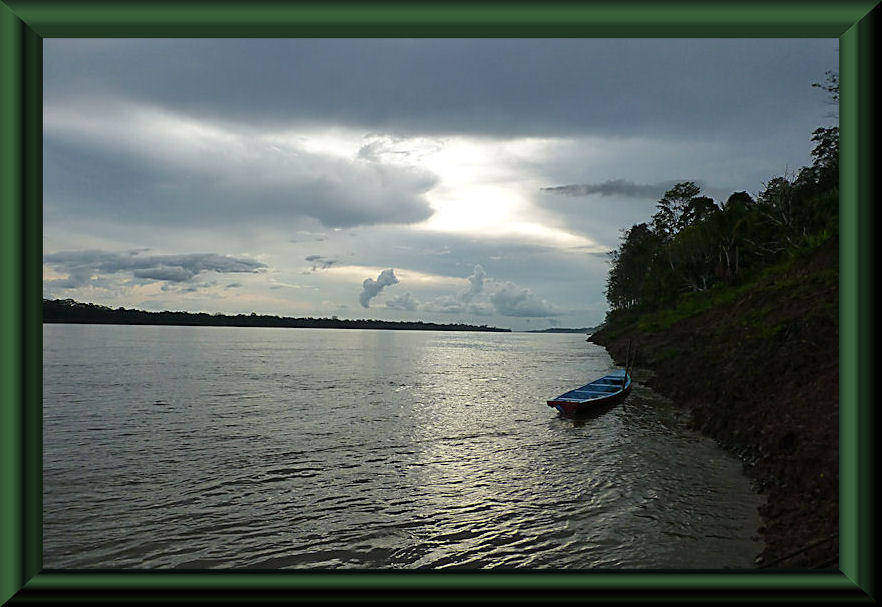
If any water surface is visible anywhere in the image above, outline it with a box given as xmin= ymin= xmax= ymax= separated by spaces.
xmin=43 ymin=324 xmax=761 ymax=569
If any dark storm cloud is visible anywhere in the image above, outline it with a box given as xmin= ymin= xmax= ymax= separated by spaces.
xmin=304 ymin=255 xmax=338 ymax=272
xmin=44 ymin=38 xmax=834 ymax=140
xmin=541 ymin=179 xmax=672 ymax=199
xmin=133 ymin=266 xmax=197 ymax=282
xmin=535 ymin=178 xmax=736 ymax=246
xmin=540 ymin=179 xmax=735 ymax=203
xmin=43 ymin=250 xmax=265 ymax=288
xmin=41 ymin=38 xmax=835 ymax=327
xmin=43 ymin=129 xmax=437 ymax=230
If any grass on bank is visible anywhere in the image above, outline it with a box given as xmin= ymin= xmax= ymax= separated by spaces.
xmin=597 ymin=234 xmax=838 ymax=343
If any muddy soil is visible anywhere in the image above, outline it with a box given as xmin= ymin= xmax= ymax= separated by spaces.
xmin=592 ymin=240 xmax=838 ymax=568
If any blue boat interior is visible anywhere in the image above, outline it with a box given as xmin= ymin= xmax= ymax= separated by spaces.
xmin=551 ymin=370 xmax=630 ymax=403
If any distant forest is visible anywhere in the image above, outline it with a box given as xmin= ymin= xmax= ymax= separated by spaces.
xmin=524 ymin=327 xmax=595 ymax=334
xmin=605 ymin=72 xmax=839 ymax=313
xmin=43 ymin=299 xmax=511 ymax=333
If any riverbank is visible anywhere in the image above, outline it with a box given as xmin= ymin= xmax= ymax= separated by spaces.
xmin=590 ymin=238 xmax=838 ymax=568
xmin=42 ymin=299 xmax=510 ymax=332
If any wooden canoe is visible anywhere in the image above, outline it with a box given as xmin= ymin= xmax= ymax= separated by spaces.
xmin=546 ymin=368 xmax=632 ymax=416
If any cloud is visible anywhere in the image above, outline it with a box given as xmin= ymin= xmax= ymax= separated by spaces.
xmin=357 ymin=138 xmax=409 ymax=163
xmin=461 ymin=265 xmax=557 ymax=318
xmin=133 ymin=266 xmax=198 ymax=282
xmin=421 ymin=295 xmax=464 ymax=315
xmin=540 ymin=179 xmax=737 ymax=204
xmin=44 ymin=101 xmax=438 ymax=230
xmin=358 ymin=268 xmax=399 ymax=308
xmin=461 ymin=264 xmax=486 ymax=302
xmin=290 ymin=231 xmax=327 ymax=243
xmin=44 ymin=268 xmax=96 ymax=290
xmin=44 ymin=39 xmax=834 ymax=140
xmin=416 ymin=265 xmax=558 ymax=319
xmin=161 ymin=280 xmax=218 ymax=293
xmin=357 ymin=135 xmax=445 ymax=164
xmin=40 ymin=39 xmax=835 ymax=330
xmin=488 ymin=281 xmax=557 ymax=317
xmin=304 ymin=255 xmax=338 ymax=272
xmin=43 ymin=250 xmax=265 ymax=289
xmin=541 ymin=179 xmax=671 ymax=199
xmin=385 ymin=291 xmax=419 ymax=311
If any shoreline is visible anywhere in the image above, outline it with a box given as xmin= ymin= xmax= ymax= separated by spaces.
xmin=42 ymin=319 xmax=510 ymax=333
xmin=42 ymin=299 xmax=510 ymax=333
xmin=590 ymin=239 xmax=838 ymax=568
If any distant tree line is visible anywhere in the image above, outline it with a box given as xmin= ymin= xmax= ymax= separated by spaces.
xmin=606 ymin=74 xmax=838 ymax=312
xmin=525 ymin=327 xmax=596 ymax=334
xmin=43 ymin=299 xmax=511 ymax=333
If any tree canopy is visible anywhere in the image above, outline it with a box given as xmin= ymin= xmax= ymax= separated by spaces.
xmin=605 ymin=75 xmax=838 ymax=313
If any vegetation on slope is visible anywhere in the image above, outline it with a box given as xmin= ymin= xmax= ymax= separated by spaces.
xmin=592 ymin=73 xmax=839 ymax=568
xmin=593 ymin=240 xmax=838 ymax=568
xmin=604 ymin=74 xmax=838 ymax=315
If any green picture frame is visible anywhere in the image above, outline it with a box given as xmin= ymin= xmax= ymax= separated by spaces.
xmin=1 ymin=1 xmax=875 ymax=602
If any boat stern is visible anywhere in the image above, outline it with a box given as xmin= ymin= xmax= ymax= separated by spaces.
xmin=547 ymin=399 xmax=580 ymax=416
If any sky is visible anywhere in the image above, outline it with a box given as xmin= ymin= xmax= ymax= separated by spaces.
xmin=43 ymin=38 xmax=837 ymax=330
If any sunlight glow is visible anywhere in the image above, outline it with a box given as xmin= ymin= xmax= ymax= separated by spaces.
xmin=46 ymin=100 xmax=598 ymax=251
xmin=408 ymin=136 xmax=599 ymax=249
xmin=263 ymin=129 xmax=362 ymax=159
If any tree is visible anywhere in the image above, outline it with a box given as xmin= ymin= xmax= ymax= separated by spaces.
xmin=809 ymin=69 xmax=839 ymax=191
xmin=681 ymin=195 xmax=719 ymax=229
xmin=809 ymin=126 xmax=839 ymax=189
xmin=713 ymin=192 xmax=755 ymax=282
xmin=650 ymin=181 xmax=703 ymax=239
xmin=667 ymin=220 xmax=719 ymax=292
xmin=606 ymin=223 xmax=663 ymax=310
xmin=603 ymin=73 xmax=839 ymax=315
xmin=811 ymin=70 xmax=839 ymax=104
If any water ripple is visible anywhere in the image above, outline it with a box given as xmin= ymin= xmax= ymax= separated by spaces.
xmin=43 ymin=325 xmax=761 ymax=569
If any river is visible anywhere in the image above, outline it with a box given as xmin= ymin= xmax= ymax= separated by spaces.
xmin=43 ymin=324 xmax=761 ymax=569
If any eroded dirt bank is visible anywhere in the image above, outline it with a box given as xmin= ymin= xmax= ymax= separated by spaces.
xmin=591 ymin=239 xmax=838 ymax=568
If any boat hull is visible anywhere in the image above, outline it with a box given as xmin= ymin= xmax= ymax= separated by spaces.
xmin=546 ymin=370 xmax=632 ymax=417
xmin=547 ymin=383 xmax=631 ymax=416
